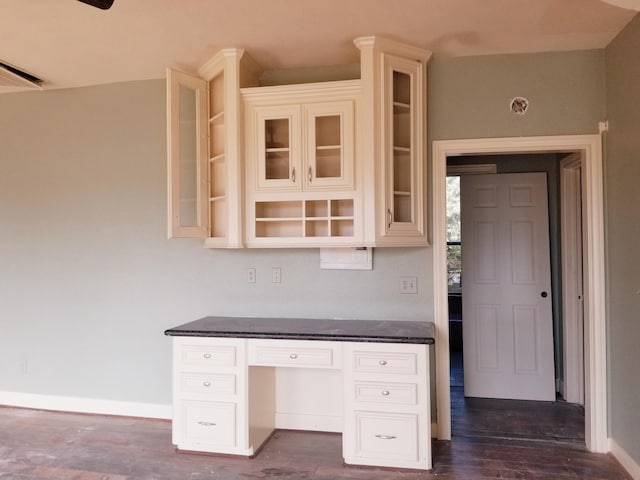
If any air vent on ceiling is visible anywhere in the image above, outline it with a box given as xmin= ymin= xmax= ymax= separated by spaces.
xmin=0 ymin=61 xmax=43 ymax=89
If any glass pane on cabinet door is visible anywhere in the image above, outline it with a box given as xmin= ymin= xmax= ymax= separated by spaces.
xmin=179 ymin=84 xmax=198 ymax=227
xmin=315 ymin=115 xmax=341 ymax=179
xmin=392 ymin=70 xmax=412 ymax=224
xmin=264 ymin=118 xmax=291 ymax=180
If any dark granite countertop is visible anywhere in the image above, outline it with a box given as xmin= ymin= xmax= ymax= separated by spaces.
xmin=165 ymin=316 xmax=435 ymax=345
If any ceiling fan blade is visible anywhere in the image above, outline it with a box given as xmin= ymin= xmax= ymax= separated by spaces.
xmin=77 ymin=0 xmax=115 ymax=9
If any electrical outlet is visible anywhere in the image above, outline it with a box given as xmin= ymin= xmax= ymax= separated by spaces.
xmin=272 ymin=267 xmax=281 ymax=284
xmin=247 ymin=268 xmax=256 ymax=284
xmin=400 ymin=276 xmax=418 ymax=294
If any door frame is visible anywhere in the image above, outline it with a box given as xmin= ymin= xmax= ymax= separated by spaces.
xmin=560 ymin=152 xmax=585 ymax=405
xmin=432 ymin=135 xmax=607 ymax=453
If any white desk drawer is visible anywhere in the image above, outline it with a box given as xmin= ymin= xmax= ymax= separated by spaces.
xmin=354 ymin=411 xmax=418 ymax=461
xmin=179 ymin=344 xmax=237 ymax=368
xmin=181 ymin=401 xmax=237 ymax=448
xmin=179 ymin=373 xmax=236 ymax=396
xmin=354 ymin=381 xmax=417 ymax=406
xmin=351 ymin=350 xmax=418 ymax=375
xmin=248 ymin=340 xmax=340 ymax=368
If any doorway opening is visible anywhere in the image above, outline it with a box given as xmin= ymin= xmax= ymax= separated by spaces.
xmin=445 ymin=154 xmax=585 ymax=444
xmin=432 ymin=135 xmax=607 ymax=453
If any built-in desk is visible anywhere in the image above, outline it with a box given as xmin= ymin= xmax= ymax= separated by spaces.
xmin=165 ymin=317 xmax=435 ymax=470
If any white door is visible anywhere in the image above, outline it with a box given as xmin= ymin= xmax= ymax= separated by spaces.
xmin=461 ymin=172 xmax=555 ymax=401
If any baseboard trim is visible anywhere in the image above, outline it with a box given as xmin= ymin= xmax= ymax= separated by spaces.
xmin=0 ymin=391 xmax=172 ymax=420
xmin=610 ymin=438 xmax=640 ymax=480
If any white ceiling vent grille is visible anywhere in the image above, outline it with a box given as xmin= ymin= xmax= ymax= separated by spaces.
xmin=0 ymin=62 xmax=43 ymax=90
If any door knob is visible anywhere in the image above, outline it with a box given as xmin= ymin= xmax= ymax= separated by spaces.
xmin=541 ymin=291 xmax=548 ymax=298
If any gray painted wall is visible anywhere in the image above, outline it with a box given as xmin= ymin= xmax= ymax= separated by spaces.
xmin=605 ymin=13 xmax=640 ymax=465
xmin=0 ymin=82 xmax=432 ymax=404
xmin=428 ymin=50 xmax=606 ymax=142
xmin=0 ymin=49 xmax=605 ymax=411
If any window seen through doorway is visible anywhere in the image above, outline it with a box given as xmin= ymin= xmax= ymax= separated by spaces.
xmin=446 ymin=176 xmax=461 ymax=294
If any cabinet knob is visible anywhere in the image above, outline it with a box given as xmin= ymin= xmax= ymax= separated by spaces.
xmin=308 ymin=166 xmax=312 ymax=183
xmin=381 ymin=390 xmax=390 ymax=396
xmin=291 ymin=167 xmax=296 ymax=183
xmin=289 ymin=353 xmax=298 ymax=359
xmin=374 ymin=434 xmax=397 ymax=440
xmin=202 ymin=381 xmax=211 ymax=387
xmin=203 ymin=353 xmax=212 ymax=359
xmin=387 ymin=209 xmax=393 ymax=229
xmin=378 ymin=359 xmax=388 ymax=366
xmin=197 ymin=421 xmax=216 ymax=427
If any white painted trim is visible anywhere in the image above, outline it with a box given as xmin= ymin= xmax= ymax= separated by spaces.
xmin=432 ymin=135 xmax=608 ymax=453
xmin=432 ymin=142 xmax=451 ymax=440
xmin=610 ymin=438 xmax=640 ymax=480
xmin=0 ymin=391 xmax=172 ymax=420
xmin=561 ymin=152 xmax=585 ymax=406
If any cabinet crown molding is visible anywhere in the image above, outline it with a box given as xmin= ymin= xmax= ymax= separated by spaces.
xmin=354 ymin=36 xmax=433 ymax=63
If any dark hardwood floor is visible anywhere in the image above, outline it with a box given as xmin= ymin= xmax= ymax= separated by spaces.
xmin=0 ymin=391 xmax=631 ymax=480
xmin=0 ymin=351 xmax=629 ymax=480
xmin=449 ymin=351 xmax=586 ymax=446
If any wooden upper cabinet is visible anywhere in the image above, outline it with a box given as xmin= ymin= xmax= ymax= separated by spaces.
xmin=244 ymin=84 xmax=356 ymax=195
xmin=356 ymin=36 xmax=432 ymax=247
xmin=166 ymin=49 xmax=261 ymax=248
xmin=167 ymin=37 xmax=430 ymax=249
xmin=242 ymin=82 xmax=361 ymax=248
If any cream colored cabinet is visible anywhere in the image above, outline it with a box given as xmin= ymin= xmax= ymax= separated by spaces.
xmin=171 ymin=335 xmax=432 ymax=470
xmin=356 ymin=37 xmax=431 ymax=247
xmin=252 ymin=100 xmax=354 ymax=192
xmin=243 ymin=81 xmax=361 ymax=247
xmin=168 ymin=37 xmax=431 ymax=249
xmin=171 ymin=337 xmax=253 ymax=455
xmin=167 ymin=49 xmax=261 ymax=248
xmin=342 ymin=342 xmax=431 ymax=470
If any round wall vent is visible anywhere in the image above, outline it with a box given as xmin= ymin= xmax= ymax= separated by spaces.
xmin=510 ymin=97 xmax=529 ymax=115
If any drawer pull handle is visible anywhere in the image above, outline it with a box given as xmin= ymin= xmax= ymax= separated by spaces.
xmin=381 ymin=390 xmax=390 ymax=396
xmin=202 ymin=381 xmax=211 ymax=387
xmin=375 ymin=434 xmax=397 ymax=440
xmin=203 ymin=353 xmax=212 ymax=359
xmin=289 ymin=353 xmax=298 ymax=359
xmin=378 ymin=360 xmax=388 ymax=366
xmin=197 ymin=421 xmax=216 ymax=427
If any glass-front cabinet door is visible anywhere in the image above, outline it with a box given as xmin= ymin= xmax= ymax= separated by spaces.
xmin=382 ymin=54 xmax=425 ymax=239
xmin=255 ymin=105 xmax=301 ymax=191
xmin=167 ymin=68 xmax=208 ymax=238
xmin=304 ymin=101 xmax=354 ymax=191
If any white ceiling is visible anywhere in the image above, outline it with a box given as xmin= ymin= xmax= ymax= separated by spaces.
xmin=0 ymin=0 xmax=637 ymax=94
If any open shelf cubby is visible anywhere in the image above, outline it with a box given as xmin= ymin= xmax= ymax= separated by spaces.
xmin=254 ymin=199 xmax=354 ymax=239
